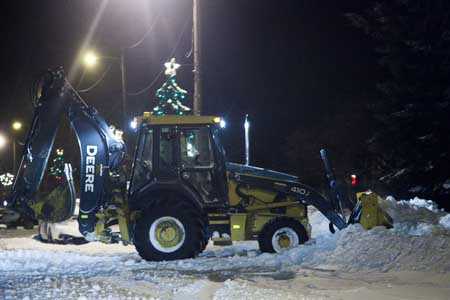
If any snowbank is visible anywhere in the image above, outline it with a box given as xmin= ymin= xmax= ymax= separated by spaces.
xmin=316 ymin=224 xmax=450 ymax=272
xmin=309 ymin=197 xmax=450 ymax=272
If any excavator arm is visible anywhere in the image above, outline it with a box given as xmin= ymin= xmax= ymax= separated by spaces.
xmin=8 ymin=68 xmax=126 ymax=237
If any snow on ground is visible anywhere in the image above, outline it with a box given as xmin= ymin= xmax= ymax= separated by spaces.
xmin=1 ymin=197 xmax=450 ymax=299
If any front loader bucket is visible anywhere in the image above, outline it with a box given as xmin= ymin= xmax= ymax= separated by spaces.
xmin=320 ymin=149 xmax=393 ymax=231
xmin=31 ymin=163 xmax=77 ymax=223
xmin=349 ymin=192 xmax=393 ymax=229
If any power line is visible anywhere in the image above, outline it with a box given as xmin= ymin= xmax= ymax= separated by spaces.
xmin=127 ymin=16 xmax=192 ymax=97
xmin=77 ymin=64 xmax=112 ymax=93
xmin=127 ymin=68 xmax=165 ymax=96
xmin=75 ymin=14 xmax=161 ymax=94
xmin=125 ymin=14 xmax=161 ymax=49
xmin=185 ymin=26 xmax=194 ymax=58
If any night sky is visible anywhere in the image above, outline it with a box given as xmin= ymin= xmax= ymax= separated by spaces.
xmin=0 ymin=0 xmax=376 ymax=176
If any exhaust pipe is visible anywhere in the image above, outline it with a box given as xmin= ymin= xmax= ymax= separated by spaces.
xmin=244 ymin=114 xmax=250 ymax=166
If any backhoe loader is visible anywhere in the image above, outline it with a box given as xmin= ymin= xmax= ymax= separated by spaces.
xmin=2 ymin=68 xmax=391 ymax=261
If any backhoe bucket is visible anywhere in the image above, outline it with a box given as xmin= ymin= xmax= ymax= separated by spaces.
xmin=31 ymin=163 xmax=77 ymax=223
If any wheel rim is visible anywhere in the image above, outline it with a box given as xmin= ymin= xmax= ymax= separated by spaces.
xmin=149 ymin=216 xmax=186 ymax=253
xmin=271 ymin=227 xmax=299 ymax=253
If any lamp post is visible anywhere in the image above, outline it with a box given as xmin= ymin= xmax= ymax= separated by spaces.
xmin=11 ymin=121 xmax=22 ymax=173
xmin=82 ymin=51 xmax=128 ymax=135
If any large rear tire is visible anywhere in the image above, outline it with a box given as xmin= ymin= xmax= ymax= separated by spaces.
xmin=258 ymin=217 xmax=308 ymax=253
xmin=134 ymin=195 xmax=205 ymax=261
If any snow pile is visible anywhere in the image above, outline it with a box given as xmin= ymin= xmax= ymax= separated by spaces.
xmin=276 ymin=198 xmax=450 ymax=272
xmin=313 ymin=224 xmax=450 ymax=272
xmin=383 ymin=196 xmax=448 ymax=236
xmin=393 ymin=222 xmax=434 ymax=236
xmin=305 ymin=197 xmax=450 ymax=272
xmin=396 ymin=196 xmax=441 ymax=212
xmin=439 ymin=214 xmax=450 ymax=230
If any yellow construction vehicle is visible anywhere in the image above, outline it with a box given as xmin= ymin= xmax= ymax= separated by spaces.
xmin=3 ymin=68 xmax=391 ymax=261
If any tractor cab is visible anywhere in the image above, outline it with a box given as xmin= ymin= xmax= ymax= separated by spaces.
xmin=130 ymin=114 xmax=228 ymax=207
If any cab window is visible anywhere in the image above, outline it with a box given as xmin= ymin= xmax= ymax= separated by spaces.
xmin=180 ymin=127 xmax=214 ymax=169
xmin=132 ymin=128 xmax=153 ymax=191
xmin=159 ymin=127 xmax=177 ymax=172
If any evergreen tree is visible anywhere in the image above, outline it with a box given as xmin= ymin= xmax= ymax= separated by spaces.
xmin=152 ymin=58 xmax=191 ymax=115
xmin=347 ymin=1 xmax=450 ymax=203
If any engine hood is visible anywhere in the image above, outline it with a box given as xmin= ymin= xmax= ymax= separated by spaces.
xmin=225 ymin=162 xmax=298 ymax=182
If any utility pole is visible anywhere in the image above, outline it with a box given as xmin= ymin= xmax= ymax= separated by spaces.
xmin=193 ymin=0 xmax=202 ymax=115
xmin=120 ymin=48 xmax=128 ymax=135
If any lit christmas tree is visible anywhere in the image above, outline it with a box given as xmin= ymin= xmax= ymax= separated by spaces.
xmin=0 ymin=173 xmax=14 ymax=187
xmin=152 ymin=58 xmax=191 ymax=115
xmin=49 ymin=148 xmax=65 ymax=182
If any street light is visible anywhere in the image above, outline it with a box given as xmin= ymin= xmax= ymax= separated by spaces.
xmin=12 ymin=121 xmax=22 ymax=131
xmin=83 ymin=52 xmax=99 ymax=68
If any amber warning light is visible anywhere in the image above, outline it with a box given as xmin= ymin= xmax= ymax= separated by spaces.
xmin=351 ymin=174 xmax=357 ymax=186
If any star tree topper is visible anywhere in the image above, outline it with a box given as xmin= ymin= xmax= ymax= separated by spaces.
xmin=164 ymin=58 xmax=181 ymax=77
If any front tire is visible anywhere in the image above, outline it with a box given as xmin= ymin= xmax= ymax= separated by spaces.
xmin=134 ymin=195 xmax=204 ymax=261
xmin=22 ymin=218 xmax=35 ymax=230
xmin=258 ymin=217 xmax=308 ymax=253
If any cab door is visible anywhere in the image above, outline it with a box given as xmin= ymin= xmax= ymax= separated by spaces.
xmin=178 ymin=126 xmax=227 ymax=205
